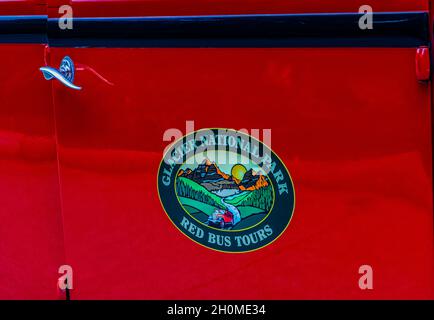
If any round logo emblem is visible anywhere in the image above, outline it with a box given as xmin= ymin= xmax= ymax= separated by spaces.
xmin=59 ymin=56 xmax=75 ymax=83
xmin=157 ymin=129 xmax=295 ymax=253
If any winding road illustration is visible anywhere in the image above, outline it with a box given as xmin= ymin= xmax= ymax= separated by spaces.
xmin=221 ymin=198 xmax=241 ymax=225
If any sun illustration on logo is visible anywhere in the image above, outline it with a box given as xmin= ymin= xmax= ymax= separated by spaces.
xmin=231 ymin=164 xmax=247 ymax=181
xmin=158 ymin=129 xmax=295 ymax=253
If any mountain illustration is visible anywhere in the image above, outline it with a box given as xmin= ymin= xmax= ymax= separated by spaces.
xmin=238 ymin=169 xmax=269 ymax=191
xmin=176 ymin=158 xmax=273 ymax=231
xmin=178 ymin=159 xmax=269 ymax=192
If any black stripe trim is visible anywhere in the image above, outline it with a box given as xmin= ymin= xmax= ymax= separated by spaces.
xmin=0 ymin=13 xmax=429 ymax=47
xmin=0 ymin=15 xmax=47 ymax=44
xmin=47 ymin=12 xmax=430 ymax=48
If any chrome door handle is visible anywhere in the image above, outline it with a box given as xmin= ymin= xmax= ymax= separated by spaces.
xmin=40 ymin=56 xmax=82 ymax=90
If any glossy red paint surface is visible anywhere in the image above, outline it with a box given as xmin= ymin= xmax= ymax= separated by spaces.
xmin=47 ymin=0 xmax=429 ymax=17
xmin=0 ymin=0 xmax=46 ymax=15
xmin=3 ymin=0 xmax=428 ymax=17
xmin=48 ymin=48 xmax=434 ymax=299
xmin=0 ymin=44 xmax=64 ymax=299
xmin=1 ymin=0 xmax=434 ymax=300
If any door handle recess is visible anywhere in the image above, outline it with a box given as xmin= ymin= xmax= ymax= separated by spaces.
xmin=40 ymin=56 xmax=82 ymax=90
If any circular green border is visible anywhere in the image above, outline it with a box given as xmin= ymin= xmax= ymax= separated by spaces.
xmin=157 ymin=128 xmax=296 ymax=254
